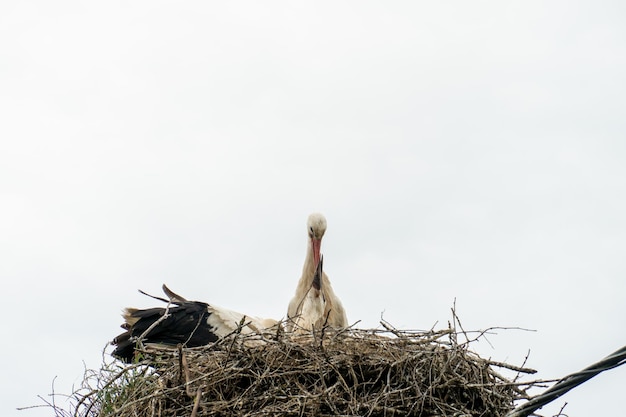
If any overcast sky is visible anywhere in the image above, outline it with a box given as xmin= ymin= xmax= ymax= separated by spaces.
xmin=2 ymin=2 xmax=625 ymax=416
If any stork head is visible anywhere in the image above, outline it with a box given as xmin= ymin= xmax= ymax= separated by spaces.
xmin=307 ymin=213 xmax=327 ymax=268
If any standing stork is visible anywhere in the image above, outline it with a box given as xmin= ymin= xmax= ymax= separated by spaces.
xmin=112 ymin=285 xmax=280 ymax=363
xmin=287 ymin=213 xmax=348 ymax=333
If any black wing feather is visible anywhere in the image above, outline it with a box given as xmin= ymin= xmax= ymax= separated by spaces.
xmin=112 ymin=301 xmax=219 ymax=363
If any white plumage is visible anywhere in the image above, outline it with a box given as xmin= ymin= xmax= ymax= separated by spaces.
xmin=287 ymin=213 xmax=348 ymax=333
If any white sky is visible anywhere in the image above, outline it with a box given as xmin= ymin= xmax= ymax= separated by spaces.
xmin=2 ymin=2 xmax=625 ymax=416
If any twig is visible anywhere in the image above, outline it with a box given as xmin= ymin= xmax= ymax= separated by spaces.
xmin=137 ymin=300 xmax=173 ymax=344
xmin=483 ymin=359 xmax=537 ymax=374
xmin=190 ymin=388 xmax=202 ymax=417
xmin=182 ymin=348 xmax=195 ymax=397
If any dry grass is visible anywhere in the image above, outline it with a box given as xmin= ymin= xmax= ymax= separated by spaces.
xmin=36 ymin=316 xmax=546 ymax=417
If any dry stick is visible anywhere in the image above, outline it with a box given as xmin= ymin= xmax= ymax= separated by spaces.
xmin=465 ymin=379 xmax=557 ymax=389
xmin=181 ymin=349 xmax=195 ymax=397
xmin=181 ymin=312 xmax=208 ymax=348
xmin=178 ymin=344 xmax=184 ymax=386
xmin=137 ymin=300 xmax=173 ymax=347
xmin=486 ymin=367 xmax=543 ymax=398
xmin=451 ymin=301 xmax=471 ymax=346
xmin=19 ymin=377 xmax=62 ymax=412
xmin=555 ymin=402 xmax=568 ymax=416
xmin=514 ymin=350 xmax=533 ymax=383
xmin=379 ymin=319 xmax=404 ymax=338
xmin=49 ymin=376 xmax=58 ymax=414
xmin=483 ymin=359 xmax=537 ymax=374
xmin=190 ymin=388 xmax=202 ymax=417
xmin=465 ymin=326 xmax=536 ymax=347
xmin=149 ymin=383 xmax=159 ymax=417
xmin=318 ymin=310 xmax=332 ymax=348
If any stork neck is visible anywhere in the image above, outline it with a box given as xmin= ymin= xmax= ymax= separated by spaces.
xmin=302 ymin=237 xmax=321 ymax=278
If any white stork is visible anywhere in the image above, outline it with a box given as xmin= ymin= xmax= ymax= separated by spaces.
xmin=287 ymin=213 xmax=348 ymax=333
xmin=112 ymin=285 xmax=279 ymax=363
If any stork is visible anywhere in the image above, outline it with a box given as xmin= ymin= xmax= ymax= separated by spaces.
xmin=112 ymin=285 xmax=280 ymax=363
xmin=287 ymin=213 xmax=348 ymax=333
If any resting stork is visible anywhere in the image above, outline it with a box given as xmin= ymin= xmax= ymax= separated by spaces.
xmin=287 ymin=213 xmax=348 ymax=333
xmin=112 ymin=285 xmax=279 ymax=363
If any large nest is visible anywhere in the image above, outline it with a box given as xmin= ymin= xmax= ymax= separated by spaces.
xmin=68 ymin=320 xmax=540 ymax=417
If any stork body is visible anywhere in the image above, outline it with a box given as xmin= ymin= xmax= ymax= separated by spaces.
xmin=112 ymin=285 xmax=279 ymax=363
xmin=287 ymin=213 xmax=348 ymax=333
